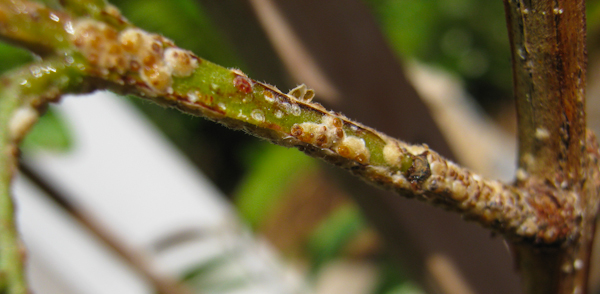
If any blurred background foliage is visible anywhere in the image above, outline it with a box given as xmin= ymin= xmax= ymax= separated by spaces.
xmin=4 ymin=0 xmax=600 ymax=293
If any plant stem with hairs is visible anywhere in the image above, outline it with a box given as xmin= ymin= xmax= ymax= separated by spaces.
xmin=0 ymin=0 xmax=598 ymax=293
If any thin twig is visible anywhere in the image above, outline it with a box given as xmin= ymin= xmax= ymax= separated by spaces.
xmin=19 ymin=162 xmax=194 ymax=294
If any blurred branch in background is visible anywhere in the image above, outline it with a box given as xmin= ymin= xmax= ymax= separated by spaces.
xmin=18 ymin=162 xmax=194 ymax=294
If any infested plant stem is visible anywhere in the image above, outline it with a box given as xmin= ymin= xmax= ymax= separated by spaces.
xmin=0 ymin=0 xmax=599 ymax=293
xmin=0 ymin=57 xmax=87 ymax=294
xmin=0 ymin=0 xmax=590 ymax=245
xmin=503 ymin=0 xmax=598 ymax=293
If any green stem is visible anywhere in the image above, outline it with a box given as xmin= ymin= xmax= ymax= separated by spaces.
xmin=0 ymin=0 xmax=72 ymax=55
xmin=0 ymin=0 xmax=585 ymax=244
xmin=0 ymin=86 xmax=25 ymax=294
xmin=0 ymin=57 xmax=86 ymax=294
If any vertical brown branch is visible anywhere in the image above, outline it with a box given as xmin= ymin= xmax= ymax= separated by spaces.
xmin=505 ymin=0 xmax=586 ymax=184
xmin=503 ymin=0 xmax=592 ymax=294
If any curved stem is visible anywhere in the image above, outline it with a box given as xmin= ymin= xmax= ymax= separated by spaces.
xmin=1 ymin=1 xmax=599 ymax=293
xmin=0 ymin=57 xmax=86 ymax=294
xmin=0 ymin=0 xmax=587 ymax=244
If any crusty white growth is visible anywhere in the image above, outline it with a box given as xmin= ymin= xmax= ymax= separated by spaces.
xmin=336 ymin=136 xmax=370 ymax=164
xmin=274 ymin=110 xmax=284 ymax=118
xmin=290 ymin=104 xmax=301 ymax=116
xmin=164 ymin=47 xmax=198 ymax=77
xmin=516 ymin=168 xmax=528 ymax=181
xmin=429 ymin=161 xmax=447 ymax=176
xmin=405 ymin=144 xmax=429 ymax=155
xmin=187 ymin=91 xmax=199 ymax=103
xmin=251 ymin=109 xmax=265 ymax=122
xmin=9 ymin=107 xmax=38 ymax=141
xmin=72 ymin=20 xmax=127 ymax=73
xmin=291 ymin=115 xmax=369 ymax=163
xmin=72 ymin=21 xmax=198 ymax=96
xmin=383 ymin=141 xmax=402 ymax=166
xmin=118 ymin=28 xmax=146 ymax=53
xmin=292 ymin=115 xmax=344 ymax=149
xmin=535 ymin=128 xmax=550 ymax=140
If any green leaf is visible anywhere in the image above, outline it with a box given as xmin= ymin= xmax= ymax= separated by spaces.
xmin=0 ymin=42 xmax=33 ymax=75
xmin=383 ymin=282 xmax=426 ymax=294
xmin=373 ymin=258 xmax=412 ymax=294
xmin=307 ymin=204 xmax=366 ymax=271
xmin=181 ymin=252 xmax=252 ymax=293
xmin=235 ymin=144 xmax=316 ymax=228
xmin=21 ymin=107 xmax=72 ymax=153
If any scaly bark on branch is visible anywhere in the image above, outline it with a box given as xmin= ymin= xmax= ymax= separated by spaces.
xmin=0 ymin=0 xmax=599 ymax=293
xmin=503 ymin=0 xmax=599 ymax=293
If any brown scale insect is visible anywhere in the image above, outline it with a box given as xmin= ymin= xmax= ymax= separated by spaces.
xmin=291 ymin=125 xmax=303 ymax=137
xmin=332 ymin=117 xmax=343 ymax=128
xmin=337 ymin=145 xmax=350 ymax=157
xmin=355 ymin=154 xmax=368 ymax=164
xmin=130 ymin=60 xmax=140 ymax=71
xmin=233 ymin=75 xmax=253 ymax=94
xmin=316 ymin=134 xmax=328 ymax=147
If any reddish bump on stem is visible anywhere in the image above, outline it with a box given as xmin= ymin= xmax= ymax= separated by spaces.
xmin=233 ymin=75 xmax=253 ymax=94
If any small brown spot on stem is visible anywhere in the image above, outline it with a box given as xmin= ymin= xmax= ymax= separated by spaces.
xmin=337 ymin=145 xmax=350 ymax=157
xmin=151 ymin=41 xmax=162 ymax=53
xmin=355 ymin=154 xmax=368 ymax=164
xmin=332 ymin=117 xmax=343 ymax=128
xmin=233 ymin=75 xmax=253 ymax=94
xmin=316 ymin=134 xmax=327 ymax=146
xmin=104 ymin=28 xmax=117 ymax=40
xmin=143 ymin=54 xmax=156 ymax=67
xmin=405 ymin=153 xmax=431 ymax=183
xmin=291 ymin=125 xmax=303 ymax=136
xmin=88 ymin=53 xmax=98 ymax=65
xmin=130 ymin=60 xmax=140 ymax=71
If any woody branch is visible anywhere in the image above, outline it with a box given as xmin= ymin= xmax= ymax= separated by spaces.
xmin=0 ymin=0 xmax=599 ymax=293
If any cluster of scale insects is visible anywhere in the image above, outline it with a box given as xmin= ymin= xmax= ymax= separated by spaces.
xmin=65 ymin=11 xmax=557 ymax=243
xmin=71 ymin=19 xmax=198 ymax=95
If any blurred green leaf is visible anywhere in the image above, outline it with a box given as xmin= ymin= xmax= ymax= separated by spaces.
xmin=22 ymin=107 xmax=72 ymax=152
xmin=587 ymin=0 xmax=600 ymax=36
xmin=181 ymin=255 xmax=231 ymax=283
xmin=383 ymin=282 xmax=426 ymax=294
xmin=181 ymin=252 xmax=252 ymax=293
xmin=368 ymin=0 xmax=438 ymax=58
xmin=0 ymin=42 xmax=33 ymax=75
xmin=373 ymin=258 xmax=413 ymax=294
xmin=30 ymin=0 xmax=62 ymax=9
xmin=365 ymin=0 xmax=512 ymax=111
xmin=235 ymin=144 xmax=316 ymax=228
xmin=307 ymin=204 xmax=366 ymax=271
